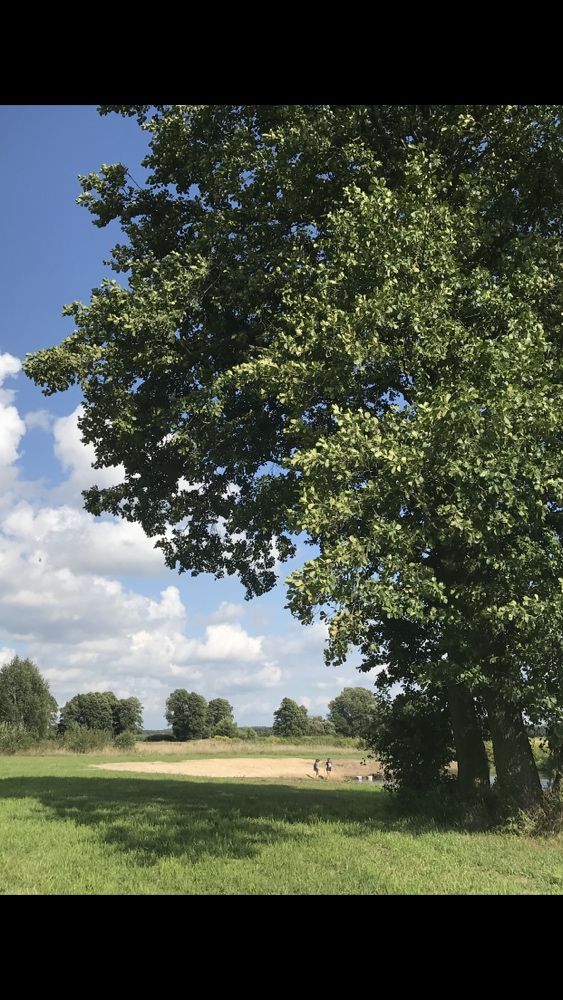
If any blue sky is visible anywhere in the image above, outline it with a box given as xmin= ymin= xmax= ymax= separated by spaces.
xmin=0 ymin=105 xmax=370 ymax=728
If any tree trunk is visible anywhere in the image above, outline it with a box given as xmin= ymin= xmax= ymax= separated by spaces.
xmin=448 ymin=684 xmax=490 ymax=796
xmin=484 ymin=690 xmax=543 ymax=809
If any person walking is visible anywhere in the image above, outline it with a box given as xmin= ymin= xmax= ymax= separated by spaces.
xmin=325 ymin=758 xmax=333 ymax=779
xmin=313 ymin=758 xmax=320 ymax=778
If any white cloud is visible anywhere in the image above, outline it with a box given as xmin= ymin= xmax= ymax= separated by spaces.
xmin=52 ymin=405 xmax=125 ymax=495
xmin=255 ymin=662 xmax=282 ymax=686
xmin=267 ymin=619 xmax=329 ymax=657
xmin=0 ymin=353 xmax=26 ymax=466
xmin=0 ymin=384 xmax=374 ymax=726
xmin=208 ymin=601 xmax=245 ymax=623
xmin=0 ymin=646 xmax=16 ymax=667
xmin=3 ymin=502 xmax=167 ymax=577
xmin=0 ymin=353 xmax=21 ymax=385
xmin=24 ymin=410 xmax=53 ymax=432
xmin=192 ymin=622 xmax=263 ymax=662
xmin=0 ymin=403 xmax=26 ymax=465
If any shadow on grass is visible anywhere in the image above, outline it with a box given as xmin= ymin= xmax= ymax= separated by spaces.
xmin=0 ymin=775 xmax=469 ymax=866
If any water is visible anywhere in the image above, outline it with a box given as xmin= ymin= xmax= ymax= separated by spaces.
xmin=490 ymin=776 xmax=551 ymax=790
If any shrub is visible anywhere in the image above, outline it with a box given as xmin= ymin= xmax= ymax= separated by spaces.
xmin=0 ymin=722 xmax=33 ymax=754
xmin=212 ymin=717 xmax=238 ymax=738
xmin=363 ymin=689 xmax=454 ymax=793
xmin=237 ymin=727 xmax=258 ymax=740
xmin=113 ymin=730 xmax=138 ymax=751
xmin=63 ymin=727 xmax=112 ymax=753
xmin=144 ymin=733 xmax=177 ymax=742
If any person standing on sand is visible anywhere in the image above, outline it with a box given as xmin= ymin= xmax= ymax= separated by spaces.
xmin=325 ymin=758 xmax=333 ymax=778
xmin=313 ymin=758 xmax=320 ymax=778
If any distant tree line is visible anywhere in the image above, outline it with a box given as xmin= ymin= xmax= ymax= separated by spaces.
xmin=164 ymin=686 xmax=379 ymax=741
xmin=164 ymin=690 xmax=257 ymax=741
xmin=0 ymin=656 xmax=144 ymax=745
xmin=0 ymin=656 xmax=383 ymax=747
xmin=272 ymin=688 xmax=379 ymax=739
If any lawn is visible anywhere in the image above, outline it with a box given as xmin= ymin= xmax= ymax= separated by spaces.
xmin=1 ymin=754 xmax=562 ymax=894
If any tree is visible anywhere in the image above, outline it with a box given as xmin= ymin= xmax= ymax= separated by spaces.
xmin=165 ymin=690 xmax=208 ymax=740
xmin=60 ymin=692 xmax=115 ymax=733
xmin=272 ymin=698 xmax=309 ymax=738
xmin=58 ymin=690 xmax=142 ymax=735
xmin=207 ymin=698 xmax=234 ymax=734
xmin=328 ymin=688 xmax=379 ymax=739
xmin=25 ymin=105 xmax=563 ymax=809
xmin=112 ymin=696 xmax=143 ymax=734
xmin=212 ymin=717 xmax=238 ymax=738
xmin=0 ymin=656 xmax=57 ymax=738
xmin=306 ymin=715 xmax=336 ymax=737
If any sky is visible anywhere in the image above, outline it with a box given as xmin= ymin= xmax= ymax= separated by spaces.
xmin=0 ymin=105 xmax=373 ymax=729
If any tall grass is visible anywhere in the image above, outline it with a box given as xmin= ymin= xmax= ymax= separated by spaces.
xmin=133 ymin=736 xmax=361 ymax=757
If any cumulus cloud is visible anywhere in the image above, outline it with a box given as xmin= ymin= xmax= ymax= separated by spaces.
xmin=3 ymin=502 xmax=168 ymax=577
xmin=0 ymin=646 xmax=16 ymax=667
xmin=0 ymin=404 xmax=26 ymax=465
xmin=0 ymin=352 xmax=21 ymax=386
xmin=208 ymin=601 xmax=245 ymax=623
xmin=24 ymin=410 xmax=53 ymax=432
xmin=0 ymin=353 xmax=25 ymax=465
xmin=0 ymin=383 xmax=371 ymax=725
xmin=0 ymin=507 xmax=284 ymax=720
xmin=211 ymin=662 xmax=283 ymax=692
xmin=52 ymin=405 xmax=125 ymax=496
xmin=192 ymin=623 xmax=263 ymax=662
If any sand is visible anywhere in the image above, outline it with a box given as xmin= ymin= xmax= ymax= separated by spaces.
xmin=93 ymin=756 xmax=382 ymax=781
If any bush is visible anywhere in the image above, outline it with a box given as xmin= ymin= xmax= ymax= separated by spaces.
xmin=63 ymin=727 xmax=113 ymax=753
xmin=212 ymin=717 xmax=238 ymax=738
xmin=237 ymin=727 xmax=258 ymax=740
xmin=212 ymin=735 xmax=234 ymax=742
xmin=363 ymin=689 xmax=454 ymax=794
xmin=0 ymin=722 xmax=33 ymax=754
xmin=143 ymin=733 xmax=176 ymax=742
xmin=499 ymin=787 xmax=563 ymax=836
xmin=113 ymin=730 xmax=138 ymax=751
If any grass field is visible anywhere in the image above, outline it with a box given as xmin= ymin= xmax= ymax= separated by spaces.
xmin=1 ymin=751 xmax=562 ymax=894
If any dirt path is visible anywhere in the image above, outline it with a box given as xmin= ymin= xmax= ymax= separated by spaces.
xmin=93 ymin=756 xmax=382 ymax=781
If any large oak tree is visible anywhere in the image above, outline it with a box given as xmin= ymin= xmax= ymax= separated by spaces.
xmin=26 ymin=105 xmax=563 ymax=808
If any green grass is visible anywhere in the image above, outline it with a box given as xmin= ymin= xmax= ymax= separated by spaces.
xmin=1 ymin=754 xmax=562 ymax=894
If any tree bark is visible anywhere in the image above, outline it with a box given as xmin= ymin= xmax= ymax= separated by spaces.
xmin=484 ymin=689 xmax=543 ymax=809
xmin=448 ymin=684 xmax=490 ymax=796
